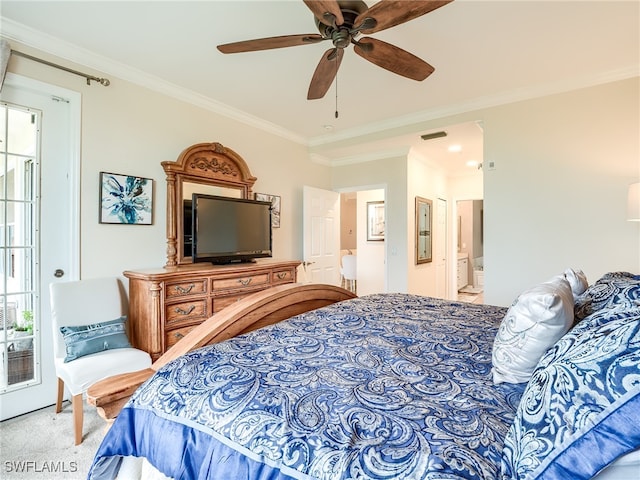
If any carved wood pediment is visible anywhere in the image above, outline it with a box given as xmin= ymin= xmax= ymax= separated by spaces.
xmin=162 ymin=142 xmax=257 ymax=267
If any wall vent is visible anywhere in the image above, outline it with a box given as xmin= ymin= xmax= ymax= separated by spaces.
xmin=420 ymin=131 xmax=447 ymax=141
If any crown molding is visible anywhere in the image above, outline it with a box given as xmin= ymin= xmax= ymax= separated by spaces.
xmin=326 ymin=146 xmax=412 ymax=167
xmin=0 ymin=17 xmax=308 ymax=146
xmin=308 ymin=65 xmax=640 ymax=149
xmin=3 ymin=16 xmax=637 ymax=156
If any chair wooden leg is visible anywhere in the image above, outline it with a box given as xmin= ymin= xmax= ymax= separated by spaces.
xmin=55 ymin=378 xmax=64 ymax=414
xmin=72 ymin=393 xmax=84 ymax=445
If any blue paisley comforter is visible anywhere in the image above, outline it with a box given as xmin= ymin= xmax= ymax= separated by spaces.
xmin=89 ymin=294 xmax=526 ymax=480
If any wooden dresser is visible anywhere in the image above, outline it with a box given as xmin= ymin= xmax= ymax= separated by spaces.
xmin=125 ymin=259 xmax=300 ymax=360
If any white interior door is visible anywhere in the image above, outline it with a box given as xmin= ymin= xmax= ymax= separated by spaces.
xmin=435 ymin=198 xmax=448 ymax=299
xmin=302 ymin=186 xmax=340 ymax=285
xmin=0 ymin=74 xmax=79 ymax=419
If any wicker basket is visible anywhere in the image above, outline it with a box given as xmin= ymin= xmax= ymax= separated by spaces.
xmin=8 ymin=348 xmax=34 ymax=384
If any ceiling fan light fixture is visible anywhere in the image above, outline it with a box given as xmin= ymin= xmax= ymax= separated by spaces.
xmin=332 ymin=30 xmax=352 ymax=48
xmin=218 ymin=0 xmax=454 ymax=100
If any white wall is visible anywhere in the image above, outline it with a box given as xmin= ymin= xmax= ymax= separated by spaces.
xmin=483 ymin=78 xmax=640 ymax=305
xmin=356 ymin=189 xmax=385 ymax=295
xmin=332 ymin=156 xmax=408 ymax=292
xmin=331 ymin=78 xmax=639 ymax=305
xmin=406 ymin=153 xmax=448 ymax=296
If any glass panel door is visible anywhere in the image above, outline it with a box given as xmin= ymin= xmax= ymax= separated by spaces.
xmin=0 ymin=103 xmax=39 ymax=391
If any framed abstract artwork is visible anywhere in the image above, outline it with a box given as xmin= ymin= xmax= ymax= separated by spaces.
xmin=99 ymin=172 xmax=153 ymax=225
xmin=255 ymin=193 xmax=281 ymax=228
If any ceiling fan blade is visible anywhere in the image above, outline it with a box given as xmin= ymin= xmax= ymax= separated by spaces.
xmin=355 ymin=0 xmax=453 ymax=34
xmin=303 ymin=0 xmax=344 ymax=27
xmin=217 ymin=34 xmax=324 ymax=54
xmin=353 ymin=37 xmax=434 ymax=81
xmin=307 ymin=48 xmax=344 ymax=100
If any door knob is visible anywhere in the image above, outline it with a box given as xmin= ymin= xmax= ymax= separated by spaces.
xmin=54 ymin=269 xmax=64 ymax=278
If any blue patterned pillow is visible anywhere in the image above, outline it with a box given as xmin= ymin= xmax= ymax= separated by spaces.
xmin=573 ymin=304 xmax=640 ymax=333
xmin=574 ymin=272 xmax=640 ymax=321
xmin=501 ymin=308 xmax=640 ymax=479
xmin=60 ymin=317 xmax=132 ymax=363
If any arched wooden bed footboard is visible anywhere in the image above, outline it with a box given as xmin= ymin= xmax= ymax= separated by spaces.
xmin=87 ymin=283 xmax=357 ymax=422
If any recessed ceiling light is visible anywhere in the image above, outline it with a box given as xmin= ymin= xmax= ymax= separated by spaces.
xmin=466 ymin=160 xmax=479 ymax=167
xmin=448 ymin=144 xmax=462 ymax=153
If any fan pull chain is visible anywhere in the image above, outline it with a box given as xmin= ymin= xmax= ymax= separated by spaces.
xmin=335 ymin=50 xmax=339 ymax=119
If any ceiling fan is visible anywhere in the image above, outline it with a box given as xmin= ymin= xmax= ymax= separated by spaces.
xmin=217 ymin=0 xmax=453 ymax=100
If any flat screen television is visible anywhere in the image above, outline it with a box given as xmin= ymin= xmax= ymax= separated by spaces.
xmin=190 ymin=194 xmax=272 ymax=264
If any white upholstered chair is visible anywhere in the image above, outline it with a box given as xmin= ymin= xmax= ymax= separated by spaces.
xmin=50 ymin=277 xmax=151 ymax=445
xmin=341 ymin=255 xmax=357 ymax=294
xmin=339 ymin=251 xmax=348 ymax=288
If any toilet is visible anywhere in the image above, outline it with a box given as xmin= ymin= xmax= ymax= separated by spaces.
xmin=473 ymin=269 xmax=484 ymax=288
xmin=473 ymin=257 xmax=484 ymax=289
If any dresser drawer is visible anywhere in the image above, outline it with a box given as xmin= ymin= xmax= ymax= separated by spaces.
xmin=126 ymin=260 xmax=301 ymax=360
xmin=165 ymin=299 xmax=208 ymax=326
xmin=165 ymin=325 xmax=194 ymax=350
xmin=212 ymin=273 xmax=269 ymax=292
xmin=213 ymin=292 xmax=254 ymax=313
xmin=271 ymin=269 xmax=294 ymax=284
xmin=165 ymin=279 xmax=207 ymax=298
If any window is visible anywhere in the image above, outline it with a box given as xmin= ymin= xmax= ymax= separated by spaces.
xmin=0 ymin=102 xmax=39 ymax=389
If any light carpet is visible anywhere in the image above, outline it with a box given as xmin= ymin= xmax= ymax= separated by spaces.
xmin=1 ymin=401 xmax=105 ymax=479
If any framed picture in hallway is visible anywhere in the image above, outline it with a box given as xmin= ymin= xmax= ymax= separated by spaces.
xmin=254 ymin=193 xmax=281 ymax=228
xmin=367 ymin=201 xmax=385 ymax=241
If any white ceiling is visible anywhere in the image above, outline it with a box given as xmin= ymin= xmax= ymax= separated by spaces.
xmin=1 ymin=1 xmax=638 ymax=176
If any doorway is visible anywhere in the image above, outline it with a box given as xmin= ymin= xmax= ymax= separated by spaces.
xmin=0 ymin=74 xmax=79 ymax=419
xmin=339 ymin=188 xmax=385 ymax=296
xmin=456 ymin=199 xmax=484 ymax=303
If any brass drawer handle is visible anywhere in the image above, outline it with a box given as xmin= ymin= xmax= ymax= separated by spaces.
xmin=175 ymin=284 xmax=195 ymax=294
xmin=175 ymin=305 xmax=195 ymax=315
xmin=276 ymin=272 xmax=287 ymax=279
xmin=238 ymin=278 xmax=252 ymax=286
xmin=174 ymin=332 xmax=184 ymax=340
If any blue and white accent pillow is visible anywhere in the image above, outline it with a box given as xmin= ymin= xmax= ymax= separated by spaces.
xmin=60 ymin=316 xmax=132 ymax=362
xmin=574 ymin=271 xmax=640 ymax=321
xmin=501 ymin=307 xmax=640 ymax=479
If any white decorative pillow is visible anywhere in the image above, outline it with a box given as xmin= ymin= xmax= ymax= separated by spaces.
xmin=491 ymin=276 xmax=574 ymax=384
xmin=563 ymin=267 xmax=588 ymax=300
